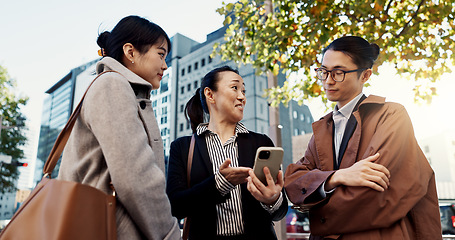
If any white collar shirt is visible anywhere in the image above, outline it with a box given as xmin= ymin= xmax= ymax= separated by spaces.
xmin=332 ymin=92 xmax=364 ymax=162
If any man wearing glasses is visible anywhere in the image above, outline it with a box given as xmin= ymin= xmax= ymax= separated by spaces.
xmin=284 ymin=36 xmax=441 ymax=239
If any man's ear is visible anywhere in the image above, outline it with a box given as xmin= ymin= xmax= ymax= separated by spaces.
xmin=361 ymin=69 xmax=373 ymax=84
xmin=123 ymin=43 xmax=135 ymax=63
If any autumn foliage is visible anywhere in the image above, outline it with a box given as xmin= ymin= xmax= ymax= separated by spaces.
xmin=214 ymin=0 xmax=455 ymax=106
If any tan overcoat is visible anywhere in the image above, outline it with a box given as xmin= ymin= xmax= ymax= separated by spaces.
xmin=58 ymin=57 xmax=181 ymax=240
xmin=284 ymin=95 xmax=441 ymax=239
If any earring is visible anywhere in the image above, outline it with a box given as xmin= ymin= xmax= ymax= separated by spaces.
xmin=131 ymin=61 xmax=134 ymax=64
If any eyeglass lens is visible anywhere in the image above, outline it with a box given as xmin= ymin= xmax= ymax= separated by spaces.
xmin=317 ymin=69 xmax=345 ymax=82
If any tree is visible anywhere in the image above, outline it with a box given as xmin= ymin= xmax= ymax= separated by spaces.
xmin=0 ymin=65 xmax=28 ymax=194
xmin=214 ymin=0 xmax=455 ymax=106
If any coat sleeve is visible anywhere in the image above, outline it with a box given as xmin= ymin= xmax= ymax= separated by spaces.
xmin=284 ymin=135 xmax=335 ymax=209
xmin=83 ymin=74 xmax=180 ymax=240
xmin=271 ymin=193 xmax=288 ymax=221
xmin=166 ymin=137 xmax=229 ymax=220
xmin=309 ymin=104 xmax=436 ymax=235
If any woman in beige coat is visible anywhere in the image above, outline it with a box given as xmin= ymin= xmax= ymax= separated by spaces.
xmin=58 ymin=16 xmax=181 ymax=239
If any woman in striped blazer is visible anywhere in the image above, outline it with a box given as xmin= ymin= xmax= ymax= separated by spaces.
xmin=166 ymin=66 xmax=288 ymax=240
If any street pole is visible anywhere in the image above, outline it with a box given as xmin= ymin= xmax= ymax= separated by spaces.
xmin=264 ymin=1 xmax=287 ymax=240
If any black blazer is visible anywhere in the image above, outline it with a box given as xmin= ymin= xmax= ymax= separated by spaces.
xmin=166 ymin=131 xmax=288 ymax=240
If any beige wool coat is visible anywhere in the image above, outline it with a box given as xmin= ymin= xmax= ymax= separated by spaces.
xmin=285 ymin=95 xmax=441 ymax=240
xmin=58 ymin=57 xmax=181 ymax=240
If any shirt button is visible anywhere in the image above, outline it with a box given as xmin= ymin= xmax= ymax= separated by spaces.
xmin=320 ymin=217 xmax=326 ymax=223
xmin=301 ymin=188 xmax=307 ymax=194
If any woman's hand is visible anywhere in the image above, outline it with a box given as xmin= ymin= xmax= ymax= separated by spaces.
xmin=325 ymin=153 xmax=390 ymax=192
xmin=247 ymin=167 xmax=283 ymax=205
xmin=219 ymin=159 xmax=251 ymax=185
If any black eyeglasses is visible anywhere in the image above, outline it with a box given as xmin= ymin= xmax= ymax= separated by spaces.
xmin=315 ymin=68 xmax=368 ymax=82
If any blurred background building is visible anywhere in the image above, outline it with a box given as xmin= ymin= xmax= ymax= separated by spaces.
xmin=419 ymin=129 xmax=455 ymax=202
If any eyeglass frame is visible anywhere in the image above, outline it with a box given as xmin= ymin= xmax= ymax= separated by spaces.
xmin=314 ymin=67 xmax=368 ymax=82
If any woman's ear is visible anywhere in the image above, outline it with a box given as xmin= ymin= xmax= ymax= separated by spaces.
xmin=123 ymin=43 xmax=135 ymax=64
xmin=204 ymin=87 xmax=215 ymax=104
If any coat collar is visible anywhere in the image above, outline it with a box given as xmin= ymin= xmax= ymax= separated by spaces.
xmin=339 ymin=94 xmax=386 ymax=168
xmin=312 ymin=114 xmax=335 ymax=170
xmin=96 ymin=57 xmax=153 ymax=94
xmin=312 ymin=95 xmax=385 ymax=170
xmin=194 ymin=133 xmax=213 ymax=175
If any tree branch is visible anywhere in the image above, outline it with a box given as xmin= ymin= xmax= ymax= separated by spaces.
xmin=384 ymin=0 xmax=394 ymax=17
xmin=395 ymin=0 xmax=425 ymax=38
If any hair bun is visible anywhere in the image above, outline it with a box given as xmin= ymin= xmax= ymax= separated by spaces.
xmin=370 ymin=43 xmax=380 ymax=61
xmin=97 ymin=31 xmax=111 ymax=49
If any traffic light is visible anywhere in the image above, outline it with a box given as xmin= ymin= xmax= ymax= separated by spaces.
xmin=14 ymin=161 xmax=28 ymax=167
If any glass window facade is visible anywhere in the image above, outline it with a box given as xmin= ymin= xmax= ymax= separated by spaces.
xmin=36 ymin=78 xmax=73 ymax=179
xmin=35 ymin=60 xmax=98 ymax=182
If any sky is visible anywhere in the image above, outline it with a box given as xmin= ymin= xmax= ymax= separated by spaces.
xmin=0 ymin=0 xmax=232 ymax=139
xmin=0 ymin=0 xmax=453 ymax=147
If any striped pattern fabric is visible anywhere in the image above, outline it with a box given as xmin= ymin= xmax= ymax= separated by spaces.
xmin=197 ymin=122 xmax=248 ymax=236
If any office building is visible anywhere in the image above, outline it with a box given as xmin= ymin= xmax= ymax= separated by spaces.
xmin=34 ymin=59 xmax=98 ymax=182
xmin=16 ymin=125 xmax=38 ymax=190
xmin=151 ymin=67 xmax=173 ymax=169
xmin=0 ymin=189 xmax=16 ymax=220
xmin=164 ymin=27 xmax=314 ymax=169
xmin=419 ymin=130 xmax=455 ymax=200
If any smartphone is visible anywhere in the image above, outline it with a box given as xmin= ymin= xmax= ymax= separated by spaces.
xmin=253 ymin=147 xmax=284 ymax=185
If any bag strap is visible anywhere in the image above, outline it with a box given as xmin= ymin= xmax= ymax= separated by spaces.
xmin=43 ymin=70 xmax=115 ymax=175
xmin=182 ymin=133 xmax=196 ymax=240
xmin=186 ymin=134 xmax=195 ymax=187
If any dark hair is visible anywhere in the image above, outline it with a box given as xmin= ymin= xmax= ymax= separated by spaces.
xmin=322 ymin=36 xmax=380 ymax=69
xmin=185 ymin=66 xmax=239 ymax=133
xmin=97 ymin=15 xmax=171 ymax=64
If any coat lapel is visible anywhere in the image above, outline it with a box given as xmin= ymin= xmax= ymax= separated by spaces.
xmin=195 ymin=134 xmax=214 ymax=175
xmin=338 ymin=95 xmax=367 ymax=169
xmin=336 ymin=115 xmax=357 ymax=169
xmin=312 ymin=114 xmax=335 ymax=171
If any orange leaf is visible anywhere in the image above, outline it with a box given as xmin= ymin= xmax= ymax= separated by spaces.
xmin=260 ymin=8 xmax=266 ymax=15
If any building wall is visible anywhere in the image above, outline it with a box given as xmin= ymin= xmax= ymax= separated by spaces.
xmin=419 ymin=130 xmax=455 ymax=200
xmin=170 ymin=27 xmax=313 ymax=169
xmin=35 ymin=77 xmax=73 ymax=180
xmin=173 ymin=45 xmax=213 ymax=137
xmin=167 ymin=34 xmax=201 ymax=143
xmin=151 ymin=67 xmax=172 ymax=171
xmin=0 ymin=191 xmax=16 ymax=220
xmin=73 ymin=61 xmax=98 ymax=110
xmin=280 ymin=99 xmax=314 ymax=169
xmin=14 ymin=189 xmax=31 ymax=211
xmin=292 ymin=133 xmax=313 ymax=164
xmin=173 ymin=42 xmax=271 ymax=138
xmin=34 ymin=59 xmax=98 ymax=183
xmin=16 ymin=126 xmax=38 ymax=190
